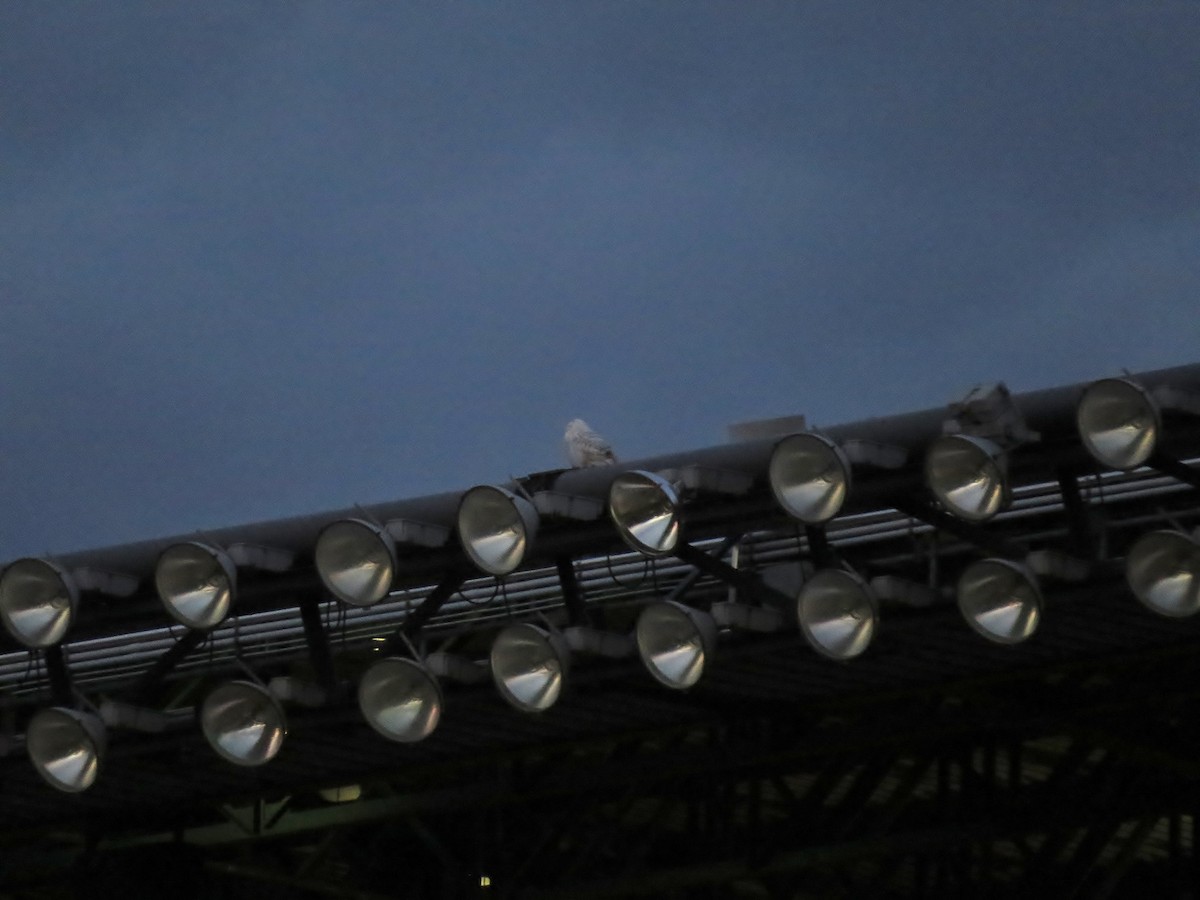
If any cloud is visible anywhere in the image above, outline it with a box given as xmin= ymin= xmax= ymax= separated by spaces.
xmin=1 ymin=2 xmax=1197 ymax=557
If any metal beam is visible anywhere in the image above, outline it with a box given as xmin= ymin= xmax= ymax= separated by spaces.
xmin=134 ymin=628 xmax=206 ymax=703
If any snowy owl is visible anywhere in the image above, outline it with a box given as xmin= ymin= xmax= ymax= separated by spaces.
xmin=564 ymin=419 xmax=617 ymax=468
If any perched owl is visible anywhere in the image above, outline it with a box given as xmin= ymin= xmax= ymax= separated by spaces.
xmin=564 ymin=419 xmax=617 ymax=467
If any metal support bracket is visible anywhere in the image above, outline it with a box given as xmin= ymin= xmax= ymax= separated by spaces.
xmin=890 ymin=494 xmax=1020 ymax=558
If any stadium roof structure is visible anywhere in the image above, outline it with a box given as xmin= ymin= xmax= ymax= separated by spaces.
xmin=3 ymin=364 xmax=1200 ymax=898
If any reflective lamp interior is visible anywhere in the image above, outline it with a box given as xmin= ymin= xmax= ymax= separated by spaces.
xmin=458 ymin=487 xmax=536 ymax=576
xmin=797 ymin=569 xmax=877 ymax=660
xmin=315 ymin=519 xmax=396 ymax=607
xmin=925 ymin=435 xmax=1007 ymax=522
xmin=201 ymin=681 xmax=287 ymax=767
xmin=636 ymin=601 xmax=715 ymax=689
xmin=609 ymin=472 xmax=681 ymax=557
xmin=956 ymin=559 xmax=1041 ymax=644
xmin=358 ymin=657 xmax=443 ymax=742
xmin=769 ymin=434 xmax=850 ymax=525
xmin=155 ymin=542 xmax=235 ymax=629
xmin=490 ymin=624 xmax=567 ymax=712
xmin=1077 ymin=378 xmax=1159 ymax=470
xmin=27 ymin=708 xmax=104 ymax=793
xmin=1126 ymin=530 xmax=1200 ymax=618
xmin=0 ymin=558 xmax=77 ymax=648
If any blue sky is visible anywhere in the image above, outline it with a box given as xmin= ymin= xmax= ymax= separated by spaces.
xmin=2 ymin=2 xmax=1198 ymax=558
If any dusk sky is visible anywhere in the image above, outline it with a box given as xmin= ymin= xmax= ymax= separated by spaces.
xmin=2 ymin=2 xmax=1198 ymax=559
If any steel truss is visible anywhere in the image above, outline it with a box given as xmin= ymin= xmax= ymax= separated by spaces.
xmin=4 ymin=365 xmax=1200 ymax=897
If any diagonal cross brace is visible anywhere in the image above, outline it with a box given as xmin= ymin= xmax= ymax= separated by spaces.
xmin=382 ymin=569 xmax=468 ymax=655
xmin=890 ymin=494 xmax=1020 ymax=558
xmin=672 ymin=540 xmax=793 ymax=609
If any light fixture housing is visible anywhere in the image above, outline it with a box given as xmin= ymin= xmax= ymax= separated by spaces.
xmin=200 ymin=680 xmax=287 ymax=767
xmin=1125 ymin=530 xmax=1200 ymax=618
xmin=457 ymin=486 xmax=539 ymax=576
xmin=1076 ymin=378 xmax=1160 ymax=470
xmin=315 ymin=518 xmax=397 ymax=607
xmin=358 ymin=657 xmax=443 ymax=742
xmin=635 ymin=601 xmax=717 ymax=690
xmin=26 ymin=707 xmax=106 ymax=793
xmin=490 ymin=624 xmax=569 ymax=713
xmin=609 ymin=471 xmax=682 ymax=557
xmin=925 ymin=434 xmax=1009 ymax=522
xmin=769 ymin=433 xmax=851 ymax=525
xmin=797 ymin=569 xmax=879 ymax=660
xmin=154 ymin=542 xmax=237 ymax=629
xmin=0 ymin=558 xmax=79 ymax=648
xmin=956 ymin=558 xmax=1042 ymax=644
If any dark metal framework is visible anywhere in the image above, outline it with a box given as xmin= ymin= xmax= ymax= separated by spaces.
xmin=3 ymin=364 xmax=1200 ymax=897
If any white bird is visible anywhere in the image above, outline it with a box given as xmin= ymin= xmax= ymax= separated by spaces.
xmin=564 ymin=419 xmax=617 ymax=468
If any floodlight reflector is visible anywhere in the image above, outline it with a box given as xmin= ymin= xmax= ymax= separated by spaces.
xmin=26 ymin=708 xmax=105 ymax=793
xmin=1077 ymin=378 xmax=1160 ymax=470
xmin=358 ymin=657 xmax=443 ymax=742
xmin=769 ymin=433 xmax=850 ymax=524
xmin=925 ymin=435 xmax=1008 ymax=522
xmin=956 ymin=558 xmax=1041 ymax=644
xmin=490 ymin=624 xmax=569 ymax=713
xmin=155 ymin=542 xmax=236 ymax=629
xmin=315 ymin=519 xmax=396 ymax=607
xmin=636 ymin=601 xmax=717 ymax=690
xmin=200 ymin=681 xmax=286 ymax=767
xmin=1125 ymin=530 xmax=1200 ymax=618
xmin=0 ymin=558 xmax=78 ymax=648
xmin=457 ymin=486 xmax=539 ymax=576
xmin=609 ymin=471 xmax=681 ymax=557
xmin=797 ymin=569 xmax=878 ymax=660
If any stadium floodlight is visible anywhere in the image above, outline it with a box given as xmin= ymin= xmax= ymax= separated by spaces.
xmin=358 ymin=657 xmax=443 ymax=742
xmin=315 ymin=518 xmax=397 ymax=607
xmin=155 ymin=542 xmax=237 ymax=629
xmin=797 ymin=569 xmax=879 ymax=660
xmin=1076 ymin=378 xmax=1160 ymax=471
xmin=0 ymin=558 xmax=79 ymax=648
xmin=1125 ymin=530 xmax=1200 ymax=618
xmin=636 ymin=601 xmax=717 ymax=690
xmin=200 ymin=680 xmax=287 ymax=767
xmin=609 ymin=471 xmax=682 ymax=557
xmin=925 ymin=435 xmax=1009 ymax=522
xmin=769 ymin=433 xmax=851 ymax=525
xmin=490 ymin=624 xmax=569 ymax=713
xmin=956 ymin=558 xmax=1041 ymax=644
xmin=457 ymin=486 xmax=539 ymax=576
xmin=26 ymin=707 xmax=106 ymax=793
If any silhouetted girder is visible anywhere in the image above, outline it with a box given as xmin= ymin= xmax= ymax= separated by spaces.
xmin=1058 ymin=816 xmax=1136 ymax=897
xmin=43 ymin=643 xmax=72 ymax=706
xmin=1018 ymin=749 xmax=1135 ymax=888
xmin=134 ymin=627 xmax=206 ymax=703
xmin=1057 ymin=467 xmax=1099 ymax=560
xmin=554 ymin=556 xmax=589 ymax=626
xmin=890 ymin=493 xmax=1021 ymax=558
xmin=205 ymin=858 xmax=396 ymax=900
xmin=859 ymin=755 xmax=937 ymax=840
xmin=1089 ymin=816 xmax=1161 ymax=898
xmin=514 ymin=775 xmax=1200 ymax=900
xmin=380 ymin=568 xmax=466 ymax=655
xmin=11 ymin=586 xmax=1200 ymax=900
xmin=1149 ymin=451 xmax=1200 ymax=490
xmin=1074 ymin=718 xmax=1200 ymax=782
xmin=13 ymin=721 xmax=1200 ymax=899
xmin=8 ymin=621 xmax=1200 ymax=850
xmin=297 ymin=586 xmax=336 ymax=689
xmin=821 ymin=755 xmax=896 ymax=840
